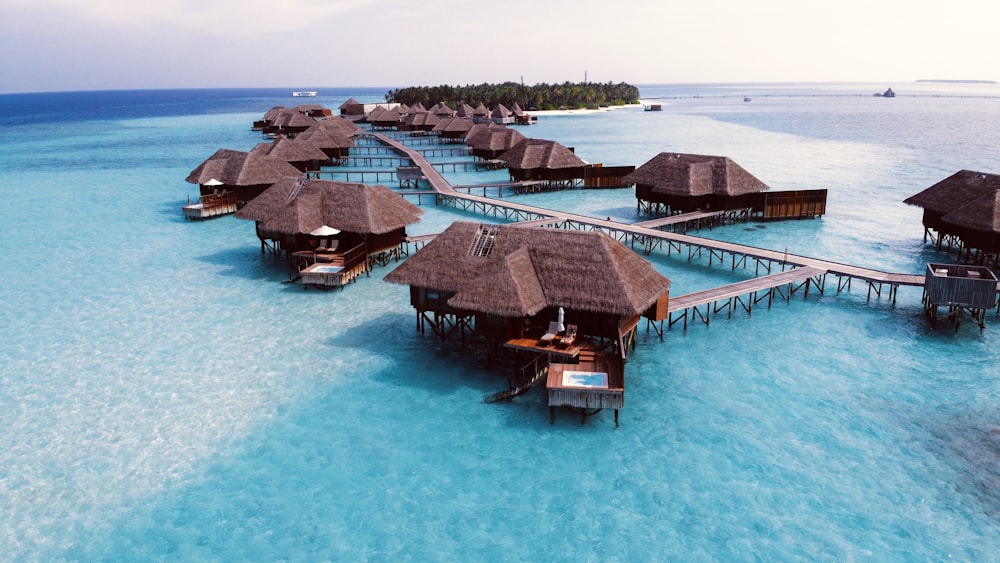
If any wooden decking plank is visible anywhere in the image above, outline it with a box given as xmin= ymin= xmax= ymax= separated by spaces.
xmin=668 ymin=266 xmax=827 ymax=311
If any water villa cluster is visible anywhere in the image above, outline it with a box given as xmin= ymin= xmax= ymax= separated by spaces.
xmin=181 ymin=97 xmax=1000 ymax=423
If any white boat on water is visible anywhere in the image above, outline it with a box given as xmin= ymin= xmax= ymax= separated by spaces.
xmin=292 ymin=91 xmax=318 ymax=97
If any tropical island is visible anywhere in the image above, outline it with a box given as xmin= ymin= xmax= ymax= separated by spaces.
xmin=385 ymin=80 xmax=640 ymax=111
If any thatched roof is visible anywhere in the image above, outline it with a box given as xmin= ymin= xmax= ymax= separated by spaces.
xmin=185 ymin=149 xmax=303 ymax=186
xmin=498 ymin=138 xmax=587 ymax=170
xmin=432 ymin=116 xmax=474 ymax=134
xmin=314 ymin=116 xmax=361 ymax=138
xmin=367 ymin=106 xmax=397 ymax=123
xmin=234 ymin=177 xmax=422 ymax=236
xmin=251 ymin=137 xmax=327 ymax=162
xmin=456 ymin=103 xmax=476 ymax=118
xmin=907 ymin=171 xmax=1000 ymax=233
xmin=466 ymin=126 xmax=525 ymax=153
xmin=472 ymin=103 xmax=490 ymax=117
xmin=402 ymin=111 xmax=441 ymax=128
xmin=510 ymin=102 xmax=525 ymax=116
xmin=296 ymin=125 xmax=355 ymax=150
xmin=941 ymin=190 xmax=1000 ymax=232
xmin=385 ymin=222 xmax=671 ymax=317
xmin=903 ymin=170 xmax=1000 ymax=216
xmin=490 ymin=104 xmax=512 ymax=119
xmin=623 ymin=153 xmax=769 ymax=196
xmin=271 ymin=109 xmax=316 ymax=129
xmin=339 ymin=98 xmax=362 ymax=110
xmin=431 ymin=102 xmax=455 ymax=117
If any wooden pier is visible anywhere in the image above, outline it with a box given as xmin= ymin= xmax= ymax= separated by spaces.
xmin=664 ymin=266 xmax=827 ymax=330
xmin=368 ymin=133 xmax=990 ymax=331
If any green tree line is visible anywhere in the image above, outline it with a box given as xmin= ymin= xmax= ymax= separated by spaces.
xmin=385 ymin=81 xmax=640 ymax=111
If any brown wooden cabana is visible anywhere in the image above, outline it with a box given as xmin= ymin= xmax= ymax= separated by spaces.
xmin=432 ymin=116 xmax=474 ymax=142
xmin=234 ymin=176 xmax=423 ymax=281
xmin=185 ymin=148 xmax=303 ymax=205
xmin=625 ymin=152 xmax=769 ymax=215
xmin=904 ymin=170 xmax=1000 ymax=265
xmin=498 ymin=138 xmax=587 ymax=187
xmin=465 ymin=125 xmax=525 ymax=160
xmin=339 ymin=98 xmax=365 ymax=116
xmin=250 ymin=137 xmax=330 ymax=172
xmin=385 ymin=221 xmax=670 ymax=354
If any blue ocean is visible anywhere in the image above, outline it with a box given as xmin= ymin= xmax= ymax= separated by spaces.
xmin=2 ymin=82 xmax=1000 ymax=560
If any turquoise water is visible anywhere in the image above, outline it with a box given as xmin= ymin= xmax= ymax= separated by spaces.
xmin=2 ymin=84 xmax=1000 ymax=560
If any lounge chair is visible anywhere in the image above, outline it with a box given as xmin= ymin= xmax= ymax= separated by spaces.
xmin=539 ymin=321 xmax=563 ymax=345
xmin=316 ymin=239 xmax=339 ymax=253
xmin=559 ymin=324 xmax=577 ymax=347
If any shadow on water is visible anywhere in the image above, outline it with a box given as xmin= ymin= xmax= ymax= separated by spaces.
xmin=195 ymin=246 xmax=292 ymax=282
xmin=322 ymin=311 xmax=510 ymax=395
xmin=921 ymin=406 xmax=1000 ymax=521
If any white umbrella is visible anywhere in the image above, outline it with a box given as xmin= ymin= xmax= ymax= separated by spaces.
xmin=310 ymin=225 xmax=341 ymax=236
xmin=557 ymin=307 xmax=565 ymax=332
xmin=203 ymin=178 xmax=224 ymax=186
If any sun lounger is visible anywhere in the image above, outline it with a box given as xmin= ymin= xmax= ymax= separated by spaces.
xmin=539 ymin=321 xmax=563 ymax=345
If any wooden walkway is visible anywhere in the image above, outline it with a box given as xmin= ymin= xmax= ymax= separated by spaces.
xmin=369 ymin=133 xmax=963 ymax=321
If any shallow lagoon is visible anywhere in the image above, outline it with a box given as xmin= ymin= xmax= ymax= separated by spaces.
xmin=2 ymin=84 xmax=1000 ymax=559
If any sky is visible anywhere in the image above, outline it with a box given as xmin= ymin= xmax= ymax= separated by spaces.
xmin=1 ymin=0 xmax=998 ymax=93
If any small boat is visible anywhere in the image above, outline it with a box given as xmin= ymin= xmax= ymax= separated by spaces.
xmin=292 ymin=91 xmax=318 ymax=97
xmin=643 ymin=103 xmax=662 ymax=111
xmin=743 ymin=97 xmax=752 ymax=102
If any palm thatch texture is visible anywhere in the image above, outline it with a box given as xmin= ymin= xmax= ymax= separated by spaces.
xmin=235 ymin=176 xmax=423 ymax=240
xmin=250 ymin=137 xmax=329 ymax=171
xmin=903 ymin=170 xmax=1000 ymax=252
xmin=186 ymin=148 xmax=303 ymax=200
xmin=465 ymin=125 xmax=526 ymax=159
xmin=624 ymin=152 xmax=769 ymax=212
xmin=498 ymin=138 xmax=588 ymax=183
xmin=385 ymin=221 xmax=670 ymax=319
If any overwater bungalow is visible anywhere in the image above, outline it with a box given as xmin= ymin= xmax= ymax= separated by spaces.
xmin=185 ymin=148 xmax=303 ymax=207
xmin=385 ymin=221 xmax=670 ymax=348
xmin=235 ymin=176 xmax=423 ymax=288
xmin=490 ymin=104 xmax=514 ymax=125
xmin=292 ymin=104 xmax=333 ymax=118
xmin=385 ymin=221 xmax=671 ymax=422
xmin=399 ymin=111 xmax=441 ymax=133
xmin=903 ymin=170 xmax=1000 ymax=265
xmin=366 ymin=106 xmax=401 ymax=130
xmin=471 ymin=103 xmax=490 ymax=122
xmin=314 ymin=116 xmax=363 ymax=139
xmin=250 ymin=137 xmax=330 ymax=172
xmin=510 ymin=103 xmax=536 ymax=125
xmin=294 ymin=125 xmax=355 ymax=161
xmin=262 ymin=109 xmax=316 ymax=137
xmin=339 ymin=98 xmax=365 ymax=116
xmin=432 ymin=116 xmax=474 ymax=142
xmin=252 ymin=106 xmax=285 ymax=131
xmin=455 ymin=103 xmax=476 ymax=119
xmin=498 ymin=138 xmax=588 ymax=187
xmin=625 ymin=152 xmax=770 ymax=216
xmin=431 ymin=102 xmax=456 ymax=118
xmin=465 ymin=125 xmax=525 ymax=160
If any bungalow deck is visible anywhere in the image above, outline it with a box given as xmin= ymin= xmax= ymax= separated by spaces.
xmin=547 ymin=351 xmax=625 ymax=425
